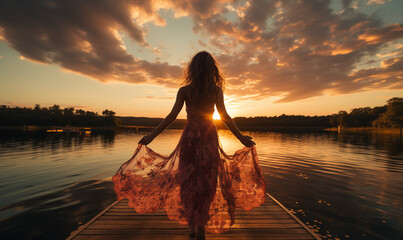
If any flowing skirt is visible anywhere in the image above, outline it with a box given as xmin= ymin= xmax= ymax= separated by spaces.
xmin=112 ymin=119 xmax=267 ymax=233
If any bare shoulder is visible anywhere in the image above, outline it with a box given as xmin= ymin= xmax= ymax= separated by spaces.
xmin=179 ymin=85 xmax=189 ymax=92
xmin=178 ymin=86 xmax=189 ymax=99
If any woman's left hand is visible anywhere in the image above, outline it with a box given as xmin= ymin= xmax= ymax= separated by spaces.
xmin=138 ymin=134 xmax=154 ymax=145
xmin=239 ymin=135 xmax=255 ymax=147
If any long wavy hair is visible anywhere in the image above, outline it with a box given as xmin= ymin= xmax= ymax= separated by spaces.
xmin=183 ymin=51 xmax=224 ymax=104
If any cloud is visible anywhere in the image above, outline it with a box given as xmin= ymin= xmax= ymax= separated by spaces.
xmin=0 ymin=0 xmax=402 ymax=103
xmin=189 ymin=0 xmax=403 ymax=102
xmin=166 ymin=0 xmax=235 ymax=19
xmin=367 ymin=0 xmax=387 ymax=5
xmin=0 ymin=0 xmax=181 ymax=86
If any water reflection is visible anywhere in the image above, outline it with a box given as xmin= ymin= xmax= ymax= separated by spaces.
xmin=256 ymin=131 xmax=403 ymax=240
xmin=0 ymin=179 xmax=115 ymax=240
xmin=334 ymin=132 xmax=403 ymax=173
xmin=0 ymin=129 xmax=402 ymax=240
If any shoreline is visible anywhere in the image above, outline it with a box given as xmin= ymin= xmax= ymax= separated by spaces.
xmin=1 ymin=125 xmax=401 ymax=134
xmin=324 ymin=127 xmax=402 ymax=135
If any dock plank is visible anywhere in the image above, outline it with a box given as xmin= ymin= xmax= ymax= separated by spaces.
xmin=66 ymin=193 xmax=321 ymax=240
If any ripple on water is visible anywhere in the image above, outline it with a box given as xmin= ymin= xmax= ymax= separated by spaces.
xmin=0 ymin=130 xmax=402 ymax=240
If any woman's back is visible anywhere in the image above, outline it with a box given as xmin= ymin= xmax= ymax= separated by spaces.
xmin=182 ymin=85 xmax=217 ymax=121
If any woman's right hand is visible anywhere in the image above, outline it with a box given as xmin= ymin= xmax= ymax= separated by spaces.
xmin=239 ymin=135 xmax=255 ymax=147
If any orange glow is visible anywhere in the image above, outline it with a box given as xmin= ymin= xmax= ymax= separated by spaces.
xmin=19 ymin=55 xmax=49 ymax=65
xmin=331 ymin=48 xmax=353 ymax=55
xmin=0 ymin=26 xmax=4 ymax=40
xmin=213 ymin=110 xmax=221 ymax=119
xmin=276 ymin=60 xmax=287 ymax=67
xmin=358 ymin=33 xmax=380 ymax=43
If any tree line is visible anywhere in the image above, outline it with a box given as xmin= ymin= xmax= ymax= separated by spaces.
xmin=0 ymin=97 xmax=401 ymax=128
xmin=234 ymin=97 xmax=402 ymax=129
xmin=0 ymin=104 xmax=120 ymax=127
xmin=329 ymin=97 xmax=402 ymax=128
xmin=120 ymin=97 xmax=402 ymax=129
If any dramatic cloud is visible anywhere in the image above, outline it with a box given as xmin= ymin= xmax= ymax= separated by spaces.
xmin=0 ymin=0 xmax=402 ymax=102
xmin=0 ymin=0 xmax=181 ymax=86
xmin=193 ymin=0 xmax=403 ymax=102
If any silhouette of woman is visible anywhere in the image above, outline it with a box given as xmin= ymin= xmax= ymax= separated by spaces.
xmin=112 ymin=51 xmax=266 ymax=240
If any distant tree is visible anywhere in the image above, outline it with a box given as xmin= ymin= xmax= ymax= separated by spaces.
xmin=329 ymin=114 xmax=339 ymax=127
xmin=76 ymin=109 xmax=85 ymax=116
xmin=86 ymin=111 xmax=97 ymax=117
xmin=63 ymin=107 xmax=75 ymax=116
xmin=373 ymin=97 xmax=403 ymax=128
xmin=349 ymin=107 xmax=370 ymax=126
xmin=102 ymin=109 xmax=116 ymax=117
xmin=34 ymin=104 xmax=41 ymax=111
xmin=371 ymin=106 xmax=387 ymax=116
xmin=337 ymin=111 xmax=349 ymax=127
xmin=49 ymin=104 xmax=61 ymax=115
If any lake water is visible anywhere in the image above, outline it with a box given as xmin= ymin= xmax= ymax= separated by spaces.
xmin=0 ymin=129 xmax=402 ymax=240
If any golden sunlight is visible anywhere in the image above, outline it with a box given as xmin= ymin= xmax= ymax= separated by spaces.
xmin=213 ymin=110 xmax=221 ymax=120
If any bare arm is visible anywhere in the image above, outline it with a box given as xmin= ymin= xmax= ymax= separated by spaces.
xmin=139 ymin=87 xmax=185 ymax=145
xmin=216 ymin=89 xmax=255 ymax=147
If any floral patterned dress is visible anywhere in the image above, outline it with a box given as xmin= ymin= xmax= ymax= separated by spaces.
xmin=112 ymin=100 xmax=267 ymax=233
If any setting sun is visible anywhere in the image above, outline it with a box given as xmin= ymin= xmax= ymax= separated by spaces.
xmin=213 ymin=110 xmax=221 ymax=120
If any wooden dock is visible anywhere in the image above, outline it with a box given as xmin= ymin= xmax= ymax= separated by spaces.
xmin=66 ymin=193 xmax=321 ymax=240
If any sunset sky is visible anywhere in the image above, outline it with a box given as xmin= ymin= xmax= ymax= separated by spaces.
xmin=0 ymin=0 xmax=402 ymax=118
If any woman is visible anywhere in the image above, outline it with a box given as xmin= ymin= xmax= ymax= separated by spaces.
xmin=112 ymin=51 xmax=266 ymax=240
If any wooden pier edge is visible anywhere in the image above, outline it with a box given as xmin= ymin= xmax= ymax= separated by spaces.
xmin=66 ymin=193 xmax=322 ymax=240
xmin=266 ymin=193 xmax=321 ymax=240
xmin=66 ymin=200 xmax=121 ymax=240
